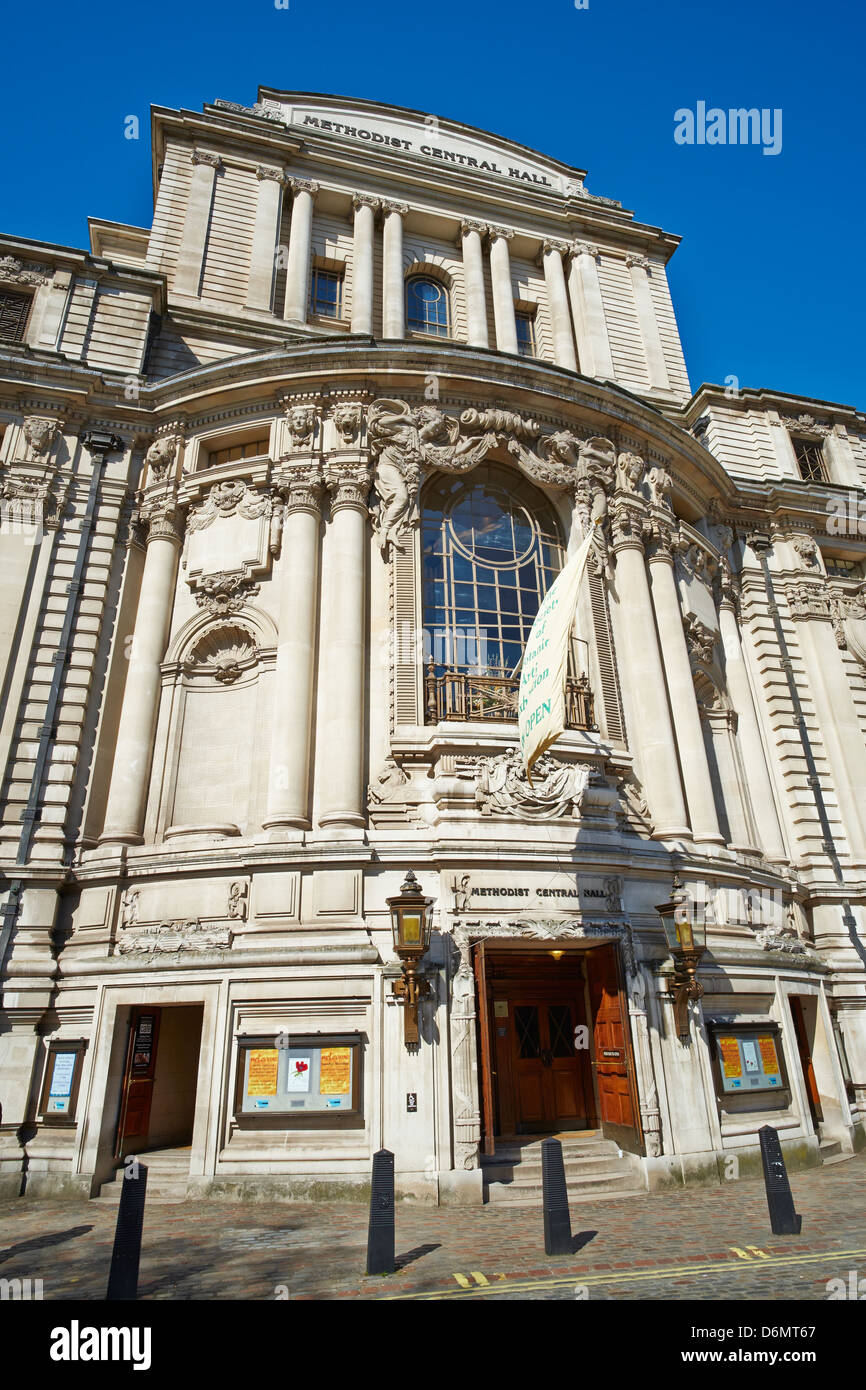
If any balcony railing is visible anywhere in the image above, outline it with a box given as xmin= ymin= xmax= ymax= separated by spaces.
xmin=424 ymin=661 xmax=595 ymax=729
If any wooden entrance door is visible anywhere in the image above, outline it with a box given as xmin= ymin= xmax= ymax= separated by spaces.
xmin=587 ymin=943 xmax=644 ymax=1153
xmin=512 ymin=999 xmax=588 ymax=1133
xmin=115 ymin=1007 xmax=161 ymax=1160
xmin=790 ymin=996 xmax=824 ymax=1128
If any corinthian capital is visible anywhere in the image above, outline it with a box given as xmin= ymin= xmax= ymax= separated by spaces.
xmin=280 ymin=464 xmax=325 ymax=516
xmin=191 ymin=150 xmax=222 ymax=169
xmin=326 ymin=462 xmax=372 ymax=515
xmin=256 ymin=165 xmax=287 ymax=184
xmin=542 ymin=238 xmax=571 ymax=257
xmin=460 ymin=218 xmax=488 ymax=238
xmin=625 ymin=252 xmax=651 ymax=271
xmin=289 ymin=177 xmax=319 ymax=198
xmin=488 ymin=224 xmax=514 ymax=241
xmin=609 ymin=495 xmax=647 ymax=551
xmin=381 ymin=200 xmax=408 ymax=218
xmin=352 ymin=192 xmax=381 ymax=213
xmin=570 ymin=240 xmax=599 ymax=260
xmin=142 ymin=495 xmax=185 ymax=546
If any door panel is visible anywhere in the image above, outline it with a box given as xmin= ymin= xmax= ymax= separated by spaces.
xmin=588 ymin=944 xmax=644 ymax=1154
xmin=512 ymin=999 xmax=588 ymax=1133
xmin=474 ymin=945 xmax=497 ymax=1155
xmin=790 ymin=995 xmax=823 ymax=1128
xmin=115 ymin=1008 xmax=161 ymax=1159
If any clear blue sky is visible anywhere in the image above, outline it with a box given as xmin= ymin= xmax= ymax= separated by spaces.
xmin=2 ymin=0 xmax=863 ymax=407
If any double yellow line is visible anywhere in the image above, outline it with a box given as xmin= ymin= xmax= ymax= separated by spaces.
xmin=380 ymin=1246 xmax=866 ymax=1299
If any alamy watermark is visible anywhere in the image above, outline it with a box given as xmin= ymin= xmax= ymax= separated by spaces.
xmin=675 ymin=102 xmax=782 ymax=156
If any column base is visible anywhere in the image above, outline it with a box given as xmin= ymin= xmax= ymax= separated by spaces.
xmin=317 ymin=811 xmax=367 ymax=829
xmin=259 ymin=822 xmax=308 ymax=843
xmin=651 ymin=826 xmax=693 ymax=841
xmin=692 ymin=833 xmax=727 ymax=847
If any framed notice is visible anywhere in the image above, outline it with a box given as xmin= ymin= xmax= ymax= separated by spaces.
xmin=234 ymin=1035 xmax=363 ymax=1128
xmin=707 ymin=1022 xmax=790 ymax=1109
xmin=38 ymin=1039 xmax=87 ymax=1124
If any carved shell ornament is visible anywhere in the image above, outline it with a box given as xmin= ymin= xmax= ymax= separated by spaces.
xmin=187 ymin=624 xmax=258 ymax=683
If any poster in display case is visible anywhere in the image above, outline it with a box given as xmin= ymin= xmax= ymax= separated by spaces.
xmin=708 ymin=1021 xmax=791 ymax=1108
xmin=234 ymin=1035 xmax=362 ymax=1128
xmin=38 ymin=1039 xmax=87 ymax=1123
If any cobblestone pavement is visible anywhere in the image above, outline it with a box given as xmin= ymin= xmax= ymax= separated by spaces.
xmin=1 ymin=1153 xmax=865 ymax=1302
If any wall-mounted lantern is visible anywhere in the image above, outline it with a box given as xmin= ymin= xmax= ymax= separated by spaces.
xmin=387 ymin=870 xmax=434 ymax=1046
xmin=656 ymin=876 xmax=706 ymax=1041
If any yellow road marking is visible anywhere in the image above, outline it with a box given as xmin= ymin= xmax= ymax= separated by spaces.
xmin=729 ymin=1247 xmax=750 ymax=1259
xmin=470 ymin=1271 xmax=489 ymax=1286
xmin=383 ymin=1247 xmax=866 ymax=1300
xmin=746 ymin=1246 xmax=769 ymax=1258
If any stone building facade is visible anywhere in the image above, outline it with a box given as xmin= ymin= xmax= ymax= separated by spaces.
xmin=0 ymin=90 xmax=864 ymax=1203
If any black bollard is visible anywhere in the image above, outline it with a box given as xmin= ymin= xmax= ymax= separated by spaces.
xmin=759 ymin=1125 xmax=802 ymax=1235
xmin=541 ymin=1137 xmax=573 ymax=1256
xmin=106 ymin=1160 xmax=148 ymax=1300
xmin=366 ymin=1148 xmax=395 ymax=1276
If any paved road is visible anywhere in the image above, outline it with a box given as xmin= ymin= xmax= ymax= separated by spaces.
xmin=1 ymin=1152 xmax=865 ymax=1302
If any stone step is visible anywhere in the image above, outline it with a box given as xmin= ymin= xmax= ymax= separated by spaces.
xmin=483 ymin=1154 xmax=628 ymax=1180
xmin=484 ymin=1169 xmax=645 ymax=1205
xmin=94 ymin=1178 xmax=190 ymax=1204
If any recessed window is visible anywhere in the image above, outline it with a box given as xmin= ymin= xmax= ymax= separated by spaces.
xmin=0 ymin=289 xmax=33 ymax=344
xmin=406 ymin=276 xmax=449 ymax=336
xmin=824 ymin=556 xmax=863 ymax=579
xmin=208 ymin=436 xmax=270 ymax=468
xmin=792 ymin=437 xmax=827 ymax=483
xmin=421 ymin=463 xmax=593 ymax=727
xmin=309 ymin=266 xmax=344 ymax=320
xmin=515 ymin=309 xmax=536 ymax=357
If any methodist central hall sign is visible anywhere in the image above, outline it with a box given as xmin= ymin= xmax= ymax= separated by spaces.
xmin=299 ymin=113 xmax=555 ymax=186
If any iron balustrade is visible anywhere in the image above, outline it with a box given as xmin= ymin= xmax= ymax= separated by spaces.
xmin=424 ymin=660 xmax=595 ymax=729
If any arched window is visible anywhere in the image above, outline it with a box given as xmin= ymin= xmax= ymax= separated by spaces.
xmin=421 ymin=464 xmax=591 ymax=724
xmin=406 ymin=276 xmax=449 ymax=336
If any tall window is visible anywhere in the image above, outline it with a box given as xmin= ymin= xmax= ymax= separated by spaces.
xmin=515 ymin=309 xmax=536 ymax=357
xmin=309 ymin=267 xmax=344 ymax=319
xmin=0 ymin=289 xmax=32 ymax=343
xmin=406 ymin=276 xmax=449 ymax=336
xmin=792 ymin=437 xmax=827 ymax=483
xmin=423 ymin=464 xmax=567 ymax=678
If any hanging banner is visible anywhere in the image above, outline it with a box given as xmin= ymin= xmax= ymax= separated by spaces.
xmin=518 ymin=526 xmax=595 ymax=782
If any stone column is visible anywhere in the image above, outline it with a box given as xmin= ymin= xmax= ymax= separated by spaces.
xmin=488 ymin=226 xmax=518 ymax=354
xmin=459 ymin=220 xmax=489 ymax=348
xmin=174 ymin=151 xmax=221 ymax=297
xmin=317 ymin=464 xmax=372 ymax=829
xmin=646 ymin=524 xmax=724 ymax=843
xmin=790 ymin=583 xmax=866 ymax=861
xmin=382 ymin=202 xmax=408 ymax=338
xmin=610 ymin=499 xmax=690 ymax=838
xmin=99 ymin=500 xmax=184 ymax=845
xmin=263 ymin=468 xmax=324 ymax=834
xmin=567 ymin=241 xmax=614 ymax=378
xmin=351 ymin=194 xmax=379 ymax=335
xmin=282 ymin=178 xmax=319 ymax=324
xmin=540 ymin=239 xmax=578 ymax=370
xmin=626 ymin=253 xmax=671 ymax=391
xmin=702 ymin=707 xmax=756 ymax=851
xmin=716 ymin=578 xmax=787 ymax=861
xmin=245 ymin=166 xmax=286 ymax=312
